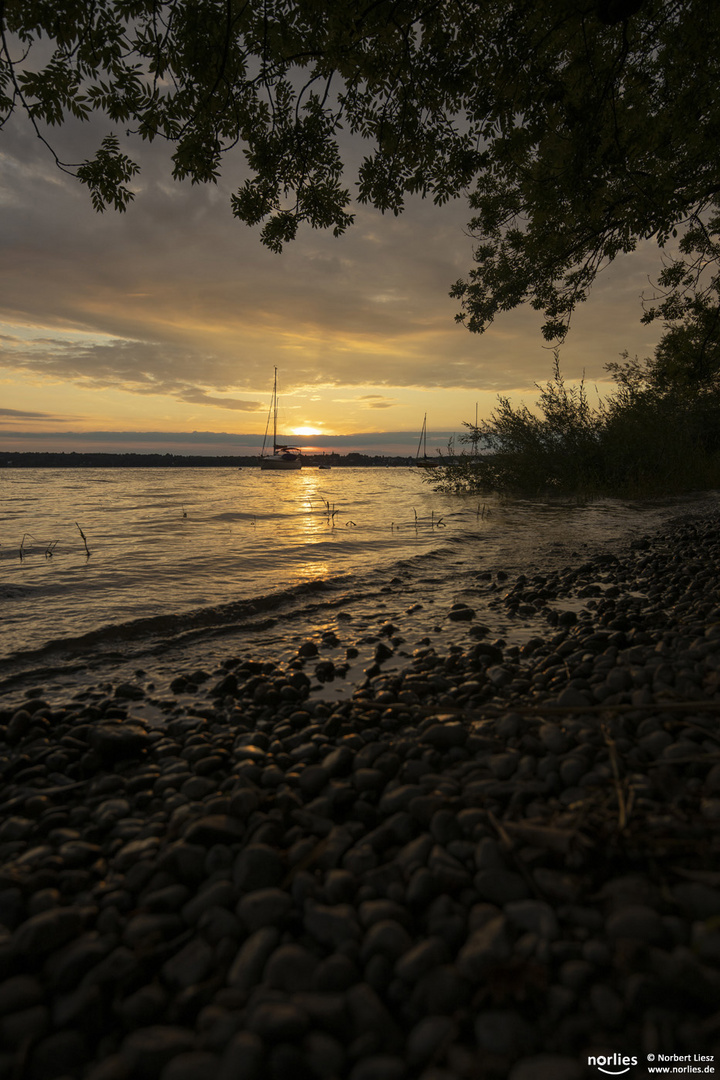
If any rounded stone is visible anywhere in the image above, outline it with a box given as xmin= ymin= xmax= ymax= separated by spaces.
xmin=605 ymin=905 xmax=666 ymax=944
xmin=508 ymin=1054 xmax=582 ymax=1080
xmin=420 ymin=722 xmax=468 ymax=749
xmin=406 ymin=1015 xmax=456 ymax=1067
xmin=233 ymin=845 xmax=286 ymax=893
xmin=236 ymin=889 xmax=292 ymax=932
xmin=394 ymin=937 xmax=449 ymax=983
xmin=120 ymin=1026 xmax=196 ymax=1079
xmin=473 ymin=870 xmax=529 ymax=905
xmin=13 ymin=908 xmax=83 ymax=955
xmin=247 ymin=1001 xmax=310 ymax=1041
xmin=504 ymin=900 xmax=559 ymax=941
xmin=456 ymin=916 xmax=512 ymax=981
xmin=475 ymin=1009 xmax=536 ymax=1055
xmin=265 ymin=943 xmax=320 ymax=992
xmin=89 ymin=722 xmax=149 ymax=759
xmin=348 ymin=1055 xmax=407 ymax=1080
xmin=361 ymin=919 xmax=413 ymax=962
xmin=160 ymin=1052 xmax=221 ymax=1080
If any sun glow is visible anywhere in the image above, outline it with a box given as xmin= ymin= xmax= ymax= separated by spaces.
xmin=292 ymin=425 xmax=323 ymax=436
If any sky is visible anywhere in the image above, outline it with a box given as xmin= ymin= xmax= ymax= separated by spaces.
xmin=0 ymin=99 xmax=665 ymax=458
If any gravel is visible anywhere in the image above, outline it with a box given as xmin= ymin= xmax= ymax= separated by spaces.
xmin=1 ymin=508 xmax=720 ymax=1078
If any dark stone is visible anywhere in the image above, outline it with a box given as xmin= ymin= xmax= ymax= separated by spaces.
xmin=119 ymin=1026 xmax=196 ymax=1079
xmin=0 ymin=975 xmax=43 ymax=1015
xmin=447 ymin=604 xmax=475 ymax=621
xmin=13 ymin=908 xmax=84 ymax=956
xmin=160 ymin=1051 xmax=222 ymax=1080
xmin=44 ymin=931 xmax=110 ymax=991
xmin=247 ymin=1000 xmax=310 ymax=1041
xmin=217 ymin=1032 xmax=265 ymax=1080
xmin=420 ymin=722 xmax=468 ymax=749
xmin=233 ymin=845 xmax=285 ymax=892
xmin=28 ymin=1029 xmax=90 ymax=1078
xmin=89 ymin=722 xmax=149 ymax=760
xmin=211 ymin=674 xmax=238 ymax=698
xmin=236 ymin=889 xmax=292 ymax=932
xmin=227 ymin=927 xmax=281 ymax=992
xmin=183 ymin=816 xmax=245 ymax=847
xmin=265 ymin=943 xmax=320 ymax=992
xmin=114 ymin=683 xmax=145 ymax=701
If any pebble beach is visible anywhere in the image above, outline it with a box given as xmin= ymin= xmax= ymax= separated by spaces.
xmin=2 ymin=506 xmax=720 ymax=1080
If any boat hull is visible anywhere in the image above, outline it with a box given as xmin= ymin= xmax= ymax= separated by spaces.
xmin=260 ymin=456 xmax=302 ymax=471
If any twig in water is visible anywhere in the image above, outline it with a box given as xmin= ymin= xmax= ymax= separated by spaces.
xmin=75 ymin=522 xmax=91 ymax=558
xmin=346 ymin=520 xmax=357 ymax=527
xmin=181 ymin=505 xmax=187 ymax=518
xmin=19 ymin=533 xmax=37 ymax=559
xmin=45 ymin=540 xmax=59 ymax=558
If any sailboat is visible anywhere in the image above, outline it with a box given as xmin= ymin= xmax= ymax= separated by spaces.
xmin=259 ymin=368 xmax=302 ymax=471
xmin=415 ymin=413 xmax=440 ymax=467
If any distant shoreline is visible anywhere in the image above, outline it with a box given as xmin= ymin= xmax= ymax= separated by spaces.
xmin=0 ymin=452 xmax=414 ymax=469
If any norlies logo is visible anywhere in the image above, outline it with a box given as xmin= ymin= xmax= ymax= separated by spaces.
xmin=588 ymin=1053 xmax=638 ymax=1075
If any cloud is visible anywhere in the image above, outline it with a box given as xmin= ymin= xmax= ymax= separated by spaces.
xmin=174 ymin=389 xmax=261 ymax=410
xmin=0 ymin=332 xmax=266 ymax=413
xmin=0 ymin=108 xmax=664 ymax=433
xmin=359 ymin=394 xmax=396 ymax=409
xmin=0 ymin=406 xmax=65 ymax=419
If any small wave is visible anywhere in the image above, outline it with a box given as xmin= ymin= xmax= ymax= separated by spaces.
xmin=210 ymin=511 xmax=264 ymax=522
xmin=1 ymin=569 xmax=362 ymax=664
xmin=0 ymin=585 xmax=33 ymax=599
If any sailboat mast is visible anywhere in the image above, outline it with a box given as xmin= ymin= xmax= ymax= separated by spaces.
xmin=273 ymin=367 xmax=278 ymax=450
xmin=417 ymin=413 xmax=427 ymax=459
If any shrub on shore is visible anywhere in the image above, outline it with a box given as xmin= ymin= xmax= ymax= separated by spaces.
xmin=431 ymin=310 xmax=720 ymax=498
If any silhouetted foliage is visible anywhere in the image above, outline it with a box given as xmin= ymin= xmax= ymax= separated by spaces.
xmin=432 ymin=314 xmax=720 ymax=498
xmin=2 ymin=1 xmax=719 ymax=338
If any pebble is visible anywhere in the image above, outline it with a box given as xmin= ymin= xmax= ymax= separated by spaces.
xmin=605 ymin=904 xmax=667 ymax=945
xmin=236 ymin=888 xmax=292 ymax=932
xmin=12 ymin=907 xmax=84 ymax=955
xmin=226 ymin=927 xmax=280 ymax=992
xmin=2 ymin=508 xmax=720 ymax=1077
xmin=264 ymin=943 xmax=319 ymax=991
xmin=159 ymin=1051 xmax=221 ymax=1080
xmin=456 ymin=915 xmax=512 ymax=980
xmin=89 ymin=722 xmax=150 ymax=759
xmin=509 ymin=1054 xmax=582 ymax=1080
xmin=475 ymin=1009 xmax=536 ymax=1055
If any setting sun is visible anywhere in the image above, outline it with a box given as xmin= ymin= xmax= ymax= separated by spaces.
xmin=292 ymin=426 xmax=323 ymax=436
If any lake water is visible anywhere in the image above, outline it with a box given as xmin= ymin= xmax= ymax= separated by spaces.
xmin=1 ymin=466 xmax=715 ymax=711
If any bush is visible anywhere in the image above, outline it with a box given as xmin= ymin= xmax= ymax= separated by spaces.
xmin=430 ymin=349 xmax=720 ymax=498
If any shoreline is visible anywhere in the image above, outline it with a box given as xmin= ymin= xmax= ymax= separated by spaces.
xmin=1 ymin=507 xmax=720 ymax=1079
xmin=4 ymin=492 xmax=715 ymax=713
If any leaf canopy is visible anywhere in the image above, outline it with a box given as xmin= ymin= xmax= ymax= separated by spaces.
xmin=2 ymin=0 xmax=718 ymax=337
